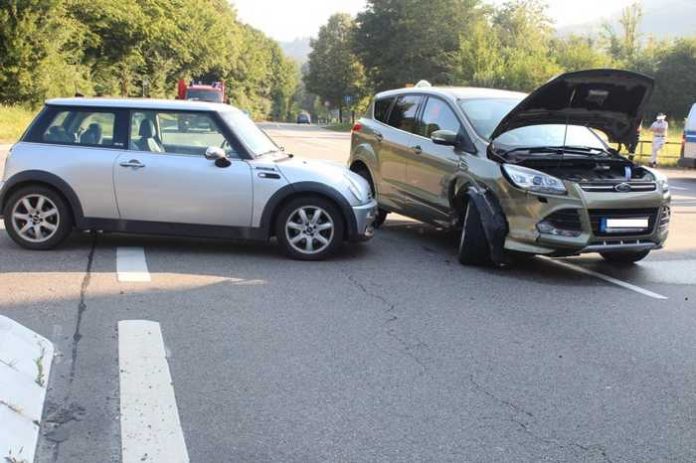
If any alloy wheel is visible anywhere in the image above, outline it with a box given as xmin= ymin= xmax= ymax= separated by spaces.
xmin=285 ymin=206 xmax=335 ymax=255
xmin=11 ymin=194 xmax=61 ymax=243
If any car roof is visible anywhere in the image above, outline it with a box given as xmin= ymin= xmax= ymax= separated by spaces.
xmin=375 ymin=86 xmax=527 ymax=101
xmin=45 ymin=97 xmax=235 ymax=112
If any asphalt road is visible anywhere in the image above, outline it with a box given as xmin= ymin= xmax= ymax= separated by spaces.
xmin=1 ymin=125 xmax=696 ymax=462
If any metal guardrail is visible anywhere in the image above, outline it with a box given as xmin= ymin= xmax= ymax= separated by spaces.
xmin=613 ymin=139 xmax=683 ymax=161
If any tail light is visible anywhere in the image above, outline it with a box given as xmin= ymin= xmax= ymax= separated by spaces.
xmin=352 ymin=122 xmax=362 ymax=133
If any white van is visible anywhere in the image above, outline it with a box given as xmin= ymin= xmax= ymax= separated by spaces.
xmin=682 ymin=103 xmax=696 ymax=162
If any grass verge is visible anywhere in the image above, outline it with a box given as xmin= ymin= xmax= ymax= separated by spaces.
xmin=0 ymin=105 xmax=37 ymax=144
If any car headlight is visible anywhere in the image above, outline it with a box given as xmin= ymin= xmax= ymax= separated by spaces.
xmin=502 ymin=164 xmax=567 ymax=195
xmin=344 ymin=173 xmax=369 ymax=204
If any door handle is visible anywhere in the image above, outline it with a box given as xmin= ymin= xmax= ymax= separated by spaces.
xmin=411 ymin=145 xmax=423 ymax=154
xmin=374 ymin=131 xmax=384 ymax=142
xmin=119 ymin=160 xmax=146 ymax=169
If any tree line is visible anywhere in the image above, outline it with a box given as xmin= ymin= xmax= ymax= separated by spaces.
xmin=0 ymin=0 xmax=300 ymax=120
xmin=305 ymin=0 xmax=696 ymax=123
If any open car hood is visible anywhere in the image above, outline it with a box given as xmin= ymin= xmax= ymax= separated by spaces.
xmin=489 ymin=69 xmax=654 ymax=144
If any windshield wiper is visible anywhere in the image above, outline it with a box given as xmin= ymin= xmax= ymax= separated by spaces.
xmin=501 ymin=145 xmax=610 ymax=157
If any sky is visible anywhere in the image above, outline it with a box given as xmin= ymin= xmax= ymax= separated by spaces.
xmin=231 ymin=0 xmax=637 ymax=42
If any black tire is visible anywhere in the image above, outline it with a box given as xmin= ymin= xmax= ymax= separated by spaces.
xmin=3 ymin=185 xmax=73 ymax=250
xmin=457 ymin=202 xmax=491 ymax=266
xmin=275 ymin=196 xmax=345 ymax=261
xmin=600 ymin=250 xmax=650 ymax=264
xmin=353 ymin=166 xmax=388 ymax=228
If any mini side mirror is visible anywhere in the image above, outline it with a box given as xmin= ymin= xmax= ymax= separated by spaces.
xmin=205 ymin=146 xmax=227 ymax=161
xmin=431 ymin=129 xmax=459 ymax=147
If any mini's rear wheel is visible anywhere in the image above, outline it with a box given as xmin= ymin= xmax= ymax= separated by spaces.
xmin=600 ymin=250 xmax=650 ymax=264
xmin=3 ymin=186 xmax=73 ymax=250
xmin=275 ymin=196 xmax=344 ymax=260
xmin=457 ymin=202 xmax=490 ymax=266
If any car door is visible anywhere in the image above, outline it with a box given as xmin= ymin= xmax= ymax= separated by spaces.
xmin=405 ymin=96 xmax=466 ymax=223
xmin=114 ymin=109 xmax=253 ymax=227
xmin=378 ymin=94 xmax=424 ymax=211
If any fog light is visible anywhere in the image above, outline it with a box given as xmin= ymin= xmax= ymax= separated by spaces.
xmin=537 ymin=220 xmax=582 ymax=238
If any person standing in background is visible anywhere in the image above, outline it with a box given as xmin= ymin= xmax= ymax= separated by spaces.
xmin=649 ymin=113 xmax=668 ymax=168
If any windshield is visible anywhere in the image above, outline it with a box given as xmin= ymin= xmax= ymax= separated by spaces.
xmin=220 ymin=110 xmax=278 ymax=157
xmin=186 ymin=89 xmax=224 ymax=103
xmin=458 ymin=98 xmax=606 ymax=149
xmin=458 ymin=98 xmax=520 ymax=140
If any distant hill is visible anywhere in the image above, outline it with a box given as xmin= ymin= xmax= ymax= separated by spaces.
xmin=279 ymin=37 xmax=312 ymax=64
xmin=558 ymin=0 xmax=696 ymax=38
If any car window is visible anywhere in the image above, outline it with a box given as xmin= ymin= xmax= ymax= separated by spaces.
xmin=41 ymin=110 xmax=116 ymax=146
xmin=219 ymin=110 xmax=279 ymax=157
xmin=129 ymin=111 xmax=234 ymax=156
xmin=420 ymin=98 xmax=462 ymax=138
xmin=374 ymin=97 xmax=394 ymax=123
xmin=458 ymin=98 xmax=521 ymax=140
xmin=388 ymin=95 xmax=422 ymax=134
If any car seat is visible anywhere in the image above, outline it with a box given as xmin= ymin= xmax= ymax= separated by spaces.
xmin=80 ymin=123 xmax=103 ymax=145
xmin=134 ymin=119 xmax=164 ymax=152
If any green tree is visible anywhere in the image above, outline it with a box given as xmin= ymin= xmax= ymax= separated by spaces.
xmin=648 ymin=38 xmax=696 ymax=120
xmin=602 ymin=2 xmax=642 ymax=64
xmin=354 ymin=0 xmax=482 ymax=91
xmin=305 ymin=13 xmax=365 ymax=122
xmin=551 ymin=35 xmax=613 ymax=72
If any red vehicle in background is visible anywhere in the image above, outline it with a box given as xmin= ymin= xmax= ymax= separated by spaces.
xmin=177 ymin=79 xmax=226 ymax=103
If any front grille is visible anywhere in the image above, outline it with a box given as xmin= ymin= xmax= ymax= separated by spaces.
xmin=544 ymin=209 xmax=583 ymax=232
xmin=588 ymin=208 xmax=658 ymax=236
xmin=580 ymin=182 xmax=656 ymax=193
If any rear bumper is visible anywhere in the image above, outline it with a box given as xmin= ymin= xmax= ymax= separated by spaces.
xmin=348 ymin=199 xmax=378 ymax=241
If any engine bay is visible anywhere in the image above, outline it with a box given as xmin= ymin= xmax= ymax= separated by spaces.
xmin=515 ymin=158 xmax=656 ymax=184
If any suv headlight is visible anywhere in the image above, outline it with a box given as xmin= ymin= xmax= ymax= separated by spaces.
xmin=502 ymin=164 xmax=567 ymax=195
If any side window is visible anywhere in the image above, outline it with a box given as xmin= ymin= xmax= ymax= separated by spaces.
xmin=420 ymin=98 xmax=463 ymax=138
xmin=129 ymin=111 xmax=234 ymax=156
xmin=41 ymin=110 xmax=116 ymax=146
xmin=387 ymin=95 xmax=423 ymax=134
xmin=374 ymin=97 xmax=394 ymax=123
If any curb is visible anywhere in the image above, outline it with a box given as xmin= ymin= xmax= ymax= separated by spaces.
xmin=0 ymin=316 xmax=54 ymax=463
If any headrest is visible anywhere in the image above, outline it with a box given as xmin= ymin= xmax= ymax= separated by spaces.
xmin=139 ymin=119 xmax=156 ymax=138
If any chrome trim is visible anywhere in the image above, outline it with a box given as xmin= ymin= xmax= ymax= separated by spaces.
xmin=579 ymin=182 xmax=656 ymax=192
xmin=582 ymin=240 xmax=658 ymax=253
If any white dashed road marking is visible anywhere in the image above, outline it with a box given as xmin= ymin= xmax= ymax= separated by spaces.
xmin=117 ymin=247 xmax=151 ymax=282
xmin=118 ymin=320 xmax=189 ymax=463
xmin=670 ymin=186 xmax=688 ymax=191
xmin=543 ymin=257 xmax=669 ymax=300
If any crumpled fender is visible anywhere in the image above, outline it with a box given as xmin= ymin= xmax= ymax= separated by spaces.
xmin=467 ymin=187 xmax=508 ymax=265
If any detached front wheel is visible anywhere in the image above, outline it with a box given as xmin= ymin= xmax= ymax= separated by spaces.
xmin=276 ymin=196 xmax=345 ymax=260
xmin=600 ymin=250 xmax=650 ymax=264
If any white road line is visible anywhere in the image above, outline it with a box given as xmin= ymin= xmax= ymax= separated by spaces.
xmin=117 ymin=247 xmax=151 ymax=282
xmin=542 ymin=257 xmax=669 ymax=300
xmin=669 ymin=186 xmax=688 ymax=191
xmin=119 ymin=320 xmax=189 ymax=463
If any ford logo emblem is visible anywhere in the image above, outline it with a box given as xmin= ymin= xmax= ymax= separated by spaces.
xmin=615 ymin=183 xmax=632 ymax=192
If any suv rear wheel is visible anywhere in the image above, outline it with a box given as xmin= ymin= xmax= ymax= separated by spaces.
xmin=275 ymin=196 xmax=345 ymax=260
xmin=353 ymin=166 xmax=388 ymax=228
xmin=457 ymin=202 xmax=491 ymax=265
xmin=600 ymin=250 xmax=650 ymax=264
xmin=3 ymin=186 xmax=73 ymax=250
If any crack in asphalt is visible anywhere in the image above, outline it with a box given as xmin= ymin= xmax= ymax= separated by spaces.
xmin=343 ymin=272 xmax=429 ymax=376
xmin=470 ymin=374 xmax=618 ymax=463
xmin=44 ymin=233 xmax=97 ymax=463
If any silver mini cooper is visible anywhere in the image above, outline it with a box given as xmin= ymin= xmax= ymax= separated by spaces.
xmin=0 ymin=98 xmax=377 ymax=260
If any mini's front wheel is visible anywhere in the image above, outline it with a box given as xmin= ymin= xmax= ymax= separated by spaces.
xmin=3 ymin=186 xmax=73 ymax=250
xmin=275 ymin=196 xmax=345 ymax=260
xmin=600 ymin=250 xmax=650 ymax=264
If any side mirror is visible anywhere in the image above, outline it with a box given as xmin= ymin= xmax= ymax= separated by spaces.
xmin=431 ymin=129 xmax=459 ymax=147
xmin=205 ymin=146 xmax=227 ymax=160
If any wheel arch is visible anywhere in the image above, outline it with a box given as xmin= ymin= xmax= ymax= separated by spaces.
xmin=0 ymin=171 xmax=84 ymax=225
xmin=259 ymin=182 xmax=357 ymax=240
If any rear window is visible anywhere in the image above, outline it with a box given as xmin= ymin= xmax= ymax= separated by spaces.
xmin=41 ymin=109 xmax=117 ymax=146
xmin=374 ymin=97 xmax=394 ymax=123
xmin=387 ymin=95 xmax=423 ymax=134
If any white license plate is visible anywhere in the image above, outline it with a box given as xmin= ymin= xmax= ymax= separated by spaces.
xmin=605 ymin=218 xmax=649 ymax=229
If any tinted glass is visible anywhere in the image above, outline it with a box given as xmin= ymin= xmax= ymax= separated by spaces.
xmin=130 ymin=111 xmax=233 ymax=156
xmin=374 ymin=98 xmax=394 ymax=123
xmin=42 ymin=110 xmax=116 ymax=146
xmin=388 ymin=95 xmax=422 ymax=133
xmin=186 ymin=89 xmax=224 ymax=103
xmin=420 ymin=98 xmax=462 ymax=138
xmin=458 ymin=98 xmax=521 ymax=140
